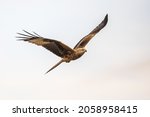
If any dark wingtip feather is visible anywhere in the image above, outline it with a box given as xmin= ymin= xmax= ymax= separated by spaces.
xmin=106 ymin=14 xmax=108 ymax=18
xmin=16 ymin=30 xmax=42 ymax=42
xmin=103 ymin=14 xmax=108 ymax=26
xmin=89 ymin=14 xmax=108 ymax=34
xmin=16 ymin=38 xmax=28 ymax=41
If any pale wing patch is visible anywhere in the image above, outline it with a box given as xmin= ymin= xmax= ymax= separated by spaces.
xmin=28 ymin=39 xmax=50 ymax=45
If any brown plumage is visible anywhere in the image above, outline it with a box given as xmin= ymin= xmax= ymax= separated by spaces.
xmin=17 ymin=14 xmax=108 ymax=74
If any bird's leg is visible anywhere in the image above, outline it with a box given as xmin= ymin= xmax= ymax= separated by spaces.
xmin=62 ymin=54 xmax=74 ymax=63
xmin=63 ymin=57 xmax=71 ymax=63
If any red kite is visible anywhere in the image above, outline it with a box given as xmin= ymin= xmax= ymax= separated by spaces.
xmin=17 ymin=14 xmax=108 ymax=74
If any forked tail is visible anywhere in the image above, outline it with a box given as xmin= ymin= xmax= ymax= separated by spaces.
xmin=45 ymin=59 xmax=64 ymax=74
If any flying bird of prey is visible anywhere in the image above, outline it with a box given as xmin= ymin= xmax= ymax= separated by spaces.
xmin=17 ymin=14 xmax=108 ymax=74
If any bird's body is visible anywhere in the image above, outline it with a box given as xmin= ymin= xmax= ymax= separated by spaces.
xmin=64 ymin=48 xmax=86 ymax=62
xmin=17 ymin=14 xmax=108 ymax=74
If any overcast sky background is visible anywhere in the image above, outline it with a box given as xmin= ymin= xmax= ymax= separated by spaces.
xmin=0 ymin=0 xmax=150 ymax=99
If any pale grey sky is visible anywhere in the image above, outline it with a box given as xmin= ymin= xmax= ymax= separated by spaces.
xmin=0 ymin=0 xmax=150 ymax=99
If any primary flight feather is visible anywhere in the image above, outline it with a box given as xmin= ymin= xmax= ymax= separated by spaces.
xmin=17 ymin=14 xmax=108 ymax=74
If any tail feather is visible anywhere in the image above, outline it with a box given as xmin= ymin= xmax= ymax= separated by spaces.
xmin=45 ymin=59 xmax=64 ymax=74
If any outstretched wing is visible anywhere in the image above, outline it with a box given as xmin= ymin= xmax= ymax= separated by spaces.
xmin=74 ymin=14 xmax=108 ymax=49
xmin=17 ymin=30 xmax=74 ymax=58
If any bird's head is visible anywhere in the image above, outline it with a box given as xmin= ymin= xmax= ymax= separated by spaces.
xmin=79 ymin=48 xmax=87 ymax=53
xmin=76 ymin=48 xmax=87 ymax=54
